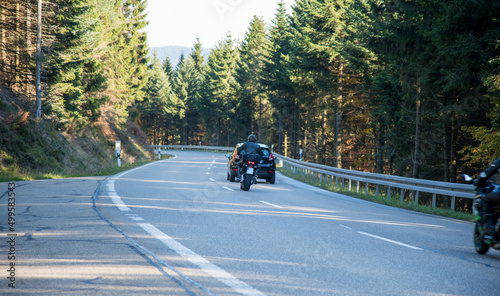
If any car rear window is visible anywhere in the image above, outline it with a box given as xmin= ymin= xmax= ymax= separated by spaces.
xmin=261 ymin=148 xmax=270 ymax=157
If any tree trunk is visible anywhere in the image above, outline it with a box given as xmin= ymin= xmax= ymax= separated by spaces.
xmin=413 ymin=98 xmax=421 ymax=179
xmin=376 ymin=123 xmax=385 ymax=174
xmin=15 ymin=2 xmax=20 ymax=86
xmin=334 ymin=61 xmax=343 ymax=168
xmin=217 ymin=117 xmax=221 ymax=146
xmin=320 ymin=94 xmax=327 ymax=165
xmin=278 ymin=109 xmax=283 ymax=154
xmin=36 ymin=0 xmax=42 ymax=118
xmin=443 ymin=108 xmax=450 ymax=182
xmin=258 ymin=95 xmax=262 ymax=140
xmin=449 ymin=113 xmax=457 ymax=182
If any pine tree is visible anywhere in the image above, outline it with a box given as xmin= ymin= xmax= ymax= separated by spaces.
xmin=45 ymin=0 xmax=103 ymax=129
xmin=291 ymin=0 xmax=354 ymax=165
xmin=202 ymin=35 xmax=239 ymax=146
xmin=263 ymin=0 xmax=295 ymax=155
xmin=162 ymin=55 xmax=174 ymax=82
xmin=236 ymin=15 xmax=269 ymax=141
xmin=140 ymin=54 xmax=177 ymax=145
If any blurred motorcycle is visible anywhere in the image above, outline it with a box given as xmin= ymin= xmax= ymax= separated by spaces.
xmin=463 ymin=174 xmax=500 ymax=254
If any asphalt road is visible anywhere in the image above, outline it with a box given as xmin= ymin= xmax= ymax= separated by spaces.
xmin=1 ymin=151 xmax=500 ymax=295
xmin=97 ymin=151 xmax=500 ymax=295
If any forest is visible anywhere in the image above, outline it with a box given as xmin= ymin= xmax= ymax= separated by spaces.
xmin=1 ymin=0 xmax=499 ymax=182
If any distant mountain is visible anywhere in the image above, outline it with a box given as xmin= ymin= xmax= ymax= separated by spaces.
xmin=149 ymin=46 xmax=211 ymax=67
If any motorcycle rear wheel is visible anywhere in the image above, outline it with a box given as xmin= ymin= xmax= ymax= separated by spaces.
xmin=474 ymin=222 xmax=490 ymax=255
xmin=242 ymin=174 xmax=252 ymax=191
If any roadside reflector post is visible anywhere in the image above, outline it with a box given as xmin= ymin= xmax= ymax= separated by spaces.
xmin=158 ymin=147 xmax=161 ymax=159
xmin=115 ymin=140 xmax=121 ymax=167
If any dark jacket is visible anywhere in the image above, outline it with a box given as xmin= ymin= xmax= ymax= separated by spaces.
xmin=237 ymin=142 xmax=263 ymax=158
xmin=475 ymin=158 xmax=500 ymax=188
xmin=475 ymin=158 xmax=500 ymax=205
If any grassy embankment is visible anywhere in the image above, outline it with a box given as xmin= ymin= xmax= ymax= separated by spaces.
xmin=277 ymin=166 xmax=474 ymax=222
xmin=0 ymin=99 xmax=156 ymax=182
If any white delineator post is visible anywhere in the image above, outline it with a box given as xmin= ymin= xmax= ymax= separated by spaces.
xmin=115 ymin=141 xmax=121 ymax=167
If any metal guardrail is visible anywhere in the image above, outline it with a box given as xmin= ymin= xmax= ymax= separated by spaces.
xmin=152 ymin=145 xmax=233 ymax=153
xmin=152 ymin=145 xmax=475 ymax=211
xmin=274 ymin=153 xmax=475 ymax=212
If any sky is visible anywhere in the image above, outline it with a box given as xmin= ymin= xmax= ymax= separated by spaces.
xmin=145 ymin=0 xmax=296 ymax=48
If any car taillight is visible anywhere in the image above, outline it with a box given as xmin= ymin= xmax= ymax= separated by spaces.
xmin=269 ymin=152 xmax=274 ymax=161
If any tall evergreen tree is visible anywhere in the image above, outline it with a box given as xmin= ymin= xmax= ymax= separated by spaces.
xmin=45 ymin=0 xmax=105 ymax=129
xmin=202 ymin=35 xmax=239 ymax=146
xmin=140 ymin=54 xmax=177 ymax=145
xmin=291 ymin=0 xmax=354 ymax=165
xmin=263 ymin=0 xmax=295 ymax=155
xmin=236 ymin=15 xmax=270 ymax=141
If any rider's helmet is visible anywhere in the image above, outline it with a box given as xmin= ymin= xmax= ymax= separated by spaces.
xmin=248 ymin=134 xmax=257 ymax=142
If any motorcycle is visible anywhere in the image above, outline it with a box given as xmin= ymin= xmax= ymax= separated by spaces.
xmin=463 ymin=174 xmax=500 ymax=254
xmin=238 ymin=153 xmax=261 ymax=191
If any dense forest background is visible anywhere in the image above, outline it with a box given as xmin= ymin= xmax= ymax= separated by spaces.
xmin=1 ymin=0 xmax=499 ymax=182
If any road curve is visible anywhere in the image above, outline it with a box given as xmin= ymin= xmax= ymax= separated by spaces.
xmin=97 ymin=151 xmax=500 ymax=296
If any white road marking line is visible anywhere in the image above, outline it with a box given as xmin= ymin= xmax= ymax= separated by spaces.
xmin=340 ymin=224 xmax=423 ymax=250
xmin=106 ymin=179 xmax=131 ymax=211
xmin=105 ymin=161 xmax=162 ymax=212
xmin=222 ymin=186 xmax=234 ymax=191
xmin=129 ymin=216 xmax=144 ymax=221
xmin=259 ymin=201 xmax=283 ymax=209
xmin=138 ymin=223 xmax=265 ymax=296
xmin=206 ymin=172 xmax=210 ymax=175
xmin=106 ymin=157 xmax=264 ymax=295
xmin=125 ymin=213 xmax=144 ymax=221
xmin=209 ymin=178 xmax=215 ymax=182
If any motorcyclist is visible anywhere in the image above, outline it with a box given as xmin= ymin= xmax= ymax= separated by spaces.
xmin=236 ymin=134 xmax=263 ymax=177
xmin=475 ymin=158 xmax=500 ymax=239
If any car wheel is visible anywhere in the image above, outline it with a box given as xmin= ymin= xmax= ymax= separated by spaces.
xmin=230 ymin=170 xmax=236 ymax=182
xmin=269 ymin=175 xmax=275 ymax=184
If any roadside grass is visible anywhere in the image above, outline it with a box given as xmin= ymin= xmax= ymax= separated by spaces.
xmin=0 ymin=154 xmax=174 ymax=182
xmin=277 ymin=166 xmax=474 ymax=222
xmin=0 ymin=159 xmax=152 ymax=182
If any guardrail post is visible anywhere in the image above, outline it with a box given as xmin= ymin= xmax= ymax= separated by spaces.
xmin=415 ymin=191 xmax=419 ymax=205
xmin=432 ymin=194 xmax=437 ymax=208
xmin=400 ymin=188 xmax=405 ymax=203
xmin=387 ymin=186 xmax=391 ymax=199
xmin=451 ymin=196 xmax=456 ymax=211
xmin=349 ymin=179 xmax=352 ymax=191
xmin=365 ymin=182 xmax=369 ymax=195
xmin=356 ymin=180 xmax=360 ymax=193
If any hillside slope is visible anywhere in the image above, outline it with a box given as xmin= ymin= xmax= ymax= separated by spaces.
xmin=0 ymin=88 xmax=153 ymax=180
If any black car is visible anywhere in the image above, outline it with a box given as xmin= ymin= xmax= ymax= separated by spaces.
xmin=226 ymin=143 xmax=276 ymax=184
